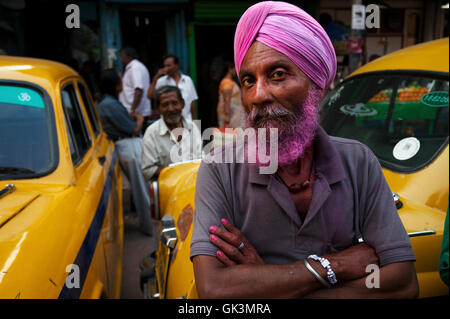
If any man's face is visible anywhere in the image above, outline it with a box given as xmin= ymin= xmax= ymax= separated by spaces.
xmin=158 ymin=91 xmax=184 ymax=126
xmin=120 ymin=51 xmax=130 ymax=66
xmin=239 ymin=41 xmax=310 ymax=131
xmin=240 ymin=41 xmax=322 ymax=166
xmin=163 ymin=57 xmax=179 ymax=77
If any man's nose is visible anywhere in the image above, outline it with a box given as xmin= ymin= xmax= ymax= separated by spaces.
xmin=252 ymin=78 xmax=273 ymax=107
xmin=167 ymin=103 xmax=177 ymax=112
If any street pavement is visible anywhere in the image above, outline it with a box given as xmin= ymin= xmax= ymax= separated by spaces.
xmin=120 ymin=213 xmax=157 ymax=299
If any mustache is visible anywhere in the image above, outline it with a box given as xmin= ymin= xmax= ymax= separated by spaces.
xmin=248 ymin=104 xmax=298 ymax=127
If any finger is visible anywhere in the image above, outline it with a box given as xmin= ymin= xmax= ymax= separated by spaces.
xmin=209 ymin=225 xmax=240 ymax=247
xmin=220 ymin=219 xmax=251 ymax=249
xmin=216 ymin=250 xmax=236 ymax=266
xmin=210 ymin=234 xmax=245 ymax=264
xmin=220 ymin=218 xmax=241 ymax=236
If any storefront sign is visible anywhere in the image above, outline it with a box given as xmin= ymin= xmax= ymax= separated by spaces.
xmin=352 ymin=4 xmax=366 ymax=30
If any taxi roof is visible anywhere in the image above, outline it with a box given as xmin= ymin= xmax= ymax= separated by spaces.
xmin=351 ymin=38 xmax=449 ymax=77
xmin=0 ymin=56 xmax=78 ymax=84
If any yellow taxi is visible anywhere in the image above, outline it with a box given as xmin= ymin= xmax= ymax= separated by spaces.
xmin=0 ymin=57 xmax=123 ymax=299
xmin=140 ymin=38 xmax=449 ymax=299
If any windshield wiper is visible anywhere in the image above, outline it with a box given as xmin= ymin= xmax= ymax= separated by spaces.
xmin=0 ymin=166 xmax=36 ymax=174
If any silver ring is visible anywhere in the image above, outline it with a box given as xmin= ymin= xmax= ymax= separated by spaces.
xmin=238 ymin=242 xmax=245 ymax=250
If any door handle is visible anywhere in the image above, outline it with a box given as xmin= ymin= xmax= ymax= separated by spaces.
xmin=98 ymin=156 xmax=106 ymax=166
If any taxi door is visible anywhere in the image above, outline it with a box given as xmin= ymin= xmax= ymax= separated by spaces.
xmin=57 ymin=78 xmax=121 ymax=299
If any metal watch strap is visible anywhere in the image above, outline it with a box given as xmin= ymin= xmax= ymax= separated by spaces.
xmin=307 ymin=254 xmax=338 ymax=286
xmin=303 ymin=259 xmax=331 ymax=288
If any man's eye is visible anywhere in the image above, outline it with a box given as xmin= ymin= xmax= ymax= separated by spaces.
xmin=241 ymin=78 xmax=253 ymax=87
xmin=272 ymin=71 xmax=285 ymax=79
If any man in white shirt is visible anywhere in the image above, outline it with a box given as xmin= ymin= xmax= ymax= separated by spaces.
xmin=119 ymin=47 xmax=151 ymax=118
xmin=141 ymin=85 xmax=203 ymax=181
xmin=147 ymin=54 xmax=198 ymax=120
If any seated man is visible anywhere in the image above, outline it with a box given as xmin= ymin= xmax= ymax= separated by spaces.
xmin=141 ymin=86 xmax=202 ymax=181
xmin=97 ymin=68 xmax=153 ymax=236
xmin=190 ymin=1 xmax=418 ymax=298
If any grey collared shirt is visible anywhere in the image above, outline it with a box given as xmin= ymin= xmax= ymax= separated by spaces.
xmin=190 ymin=126 xmax=415 ymax=267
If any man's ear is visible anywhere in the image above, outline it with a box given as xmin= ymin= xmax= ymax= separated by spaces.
xmin=180 ymin=99 xmax=185 ymax=108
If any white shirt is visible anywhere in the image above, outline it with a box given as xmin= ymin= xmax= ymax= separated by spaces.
xmin=155 ymin=73 xmax=198 ymax=120
xmin=141 ymin=116 xmax=203 ymax=181
xmin=119 ymin=59 xmax=151 ymax=116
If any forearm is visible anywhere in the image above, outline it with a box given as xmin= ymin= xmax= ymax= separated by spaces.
xmin=132 ymin=115 xmax=144 ymax=135
xmin=224 ymin=97 xmax=231 ymax=115
xmin=190 ymin=101 xmax=196 ymax=119
xmin=131 ymin=89 xmax=143 ymax=112
xmin=194 ymin=258 xmax=324 ymax=299
xmin=147 ymin=81 xmax=157 ymax=99
xmin=303 ymin=262 xmax=418 ymax=299
xmin=141 ymin=164 xmax=159 ymax=181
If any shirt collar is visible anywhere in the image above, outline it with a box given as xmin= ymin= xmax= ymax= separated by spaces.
xmin=249 ymin=125 xmax=346 ymax=186
xmin=165 ymin=73 xmax=185 ymax=83
xmin=124 ymin=59 xmax=137 ymax=72
xmin=158 ymin=116 xmax=192 ymax=136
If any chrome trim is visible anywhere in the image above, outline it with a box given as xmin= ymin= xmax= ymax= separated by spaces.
xmin=160 ymin=215 xmax=178 ymax=249
xmin=392 ymin=192 xmax=403 ymax=209
xmin=408 ymin=230 xmax=436 ymax=237
xmin=0 ymin=184 xmax=16 ymax=199
xmin=392 ymin=192 xmax=400 ymax=203
xmin=152 ymin=180 xmax=160 ymax=220
xmin=140 ymin=254 xmax=159 ymax=299
xmin=168 ymin=159 xmax=202 ymax=167
xmin=358 ymin=230 xmax=435 ymax=243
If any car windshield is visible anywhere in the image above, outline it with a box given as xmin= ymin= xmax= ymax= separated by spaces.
xmin=0 ymin=84 xmax=57 ymax=180
xmin=320 ymin=72 xmax=449 ymax=172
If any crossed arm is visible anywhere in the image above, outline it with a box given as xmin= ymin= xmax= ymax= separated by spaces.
xmin=193 ymin=219 xmax=419 ymax=299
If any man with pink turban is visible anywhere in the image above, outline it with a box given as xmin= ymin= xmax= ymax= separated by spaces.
xmin=190 ymin=1 xmax=418 ymax=298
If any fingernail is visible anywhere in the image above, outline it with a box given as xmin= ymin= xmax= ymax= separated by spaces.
xmin=210 ymin=234 xmax=218 ymax=241
xmin=209 ymin=225 xmax=217 ymax=233
xmin=217 ymin=251 xmax=223 ymax=257
xmin=221 ymin=218 xmax=228 ymax=225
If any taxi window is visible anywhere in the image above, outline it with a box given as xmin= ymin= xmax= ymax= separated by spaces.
xmin=61 ymin=83 xmax=92 ymax=166
xmin=320 ymin=72 xmax=449 ymax=172
xmin=78 ymin=82 xmax=100 ymax=137
xmin=0 ymin=84 xmax=57 ymax=180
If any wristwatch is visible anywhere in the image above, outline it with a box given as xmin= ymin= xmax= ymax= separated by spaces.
xmin=307 ymin=254 xmax=338 ymax=286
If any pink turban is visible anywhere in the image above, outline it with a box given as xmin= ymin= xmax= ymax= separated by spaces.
xmin=234 ymin=1 xmax=337 ymax=89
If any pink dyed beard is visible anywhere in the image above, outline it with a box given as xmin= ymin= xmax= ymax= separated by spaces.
xmin=245 ymin=85 xmax=323 ymax=167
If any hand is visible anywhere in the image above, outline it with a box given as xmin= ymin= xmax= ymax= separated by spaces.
xmin=155 ymin=67 xmax=167 ymax=79
xmin=223 ymin=114 xmax=231 ymax=126
xmin=209 ymin=218 xmax=264 ymax=266
xmin=325 ymin=243 xmax=379 ymax=281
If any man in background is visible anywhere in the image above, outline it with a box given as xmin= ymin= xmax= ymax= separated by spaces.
xmin=141 ymin=85 xmax=202 ymax=181
xmin=147 ymin=54 xmax=198 ymax=120
xmin=97 ymin=68 xmax=153 ymax=236
xmin=119 ymin=46 xmax=151 ymax=120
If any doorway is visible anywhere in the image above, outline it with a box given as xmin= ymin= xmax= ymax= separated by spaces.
xmin=119 ymin=9 xmax=167 ymax=77
xmin=194 ymin=24 xmax=236 ymax=129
